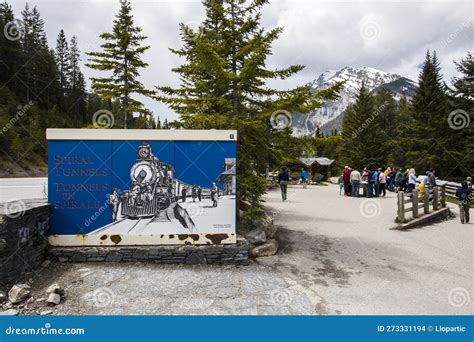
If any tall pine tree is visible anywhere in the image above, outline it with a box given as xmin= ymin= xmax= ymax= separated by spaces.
xmin=396 ymin=50 xmax=451 ymax=176
xmin=55 ymin=29 xmax=69 ymax=106
xmin=87 ymin=0 xmax=154 ymax=128
xmin=341 ymin=82 xmax=388 ymax=169
xmin=158 ymin=0 xmax=342 ymax=207
xmin=448 ymin=53 xmax=474 ymax=178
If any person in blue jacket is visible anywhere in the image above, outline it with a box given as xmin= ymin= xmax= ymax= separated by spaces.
xmin=372 ymin=169 xmax=379 ymax=197
xmin=300 ymin=168 xmax=308 ymax=189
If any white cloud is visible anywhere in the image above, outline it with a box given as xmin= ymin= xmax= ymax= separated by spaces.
xmin=8 ymin=0 xmax=473 ymax=121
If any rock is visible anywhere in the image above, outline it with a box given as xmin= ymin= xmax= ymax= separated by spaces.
xmin=40 ymin=310 xmax=53 ymax=316
xmin=250 ymin=239 xmax=279 ymax=258
xmin=46 ymin=283 xmax=65 ymax=296
xmin=41 ymin=259 xmax=51 ymax=268
xmin=46 ymin=293 xmax=61 ymax=305
xmin=36 ymin=297 xmax=46 ymax=302
xmin=8 ymin=284 xmax=31 ymax=304
xmin=0 ymin=309 xmax=18 ymax=316
xmin=69 ymin=252 xmax=86 ymax=262
xmin=0 ymin=291 xmax=6 ymax=303
xmin=3 ymin=302 xmax=13 ymax=309
xmin=185 ymin=251 xmax=207 ymax=265
xmin=246 ymin=228 xmax=266 ymax=245
xmin=257 ymin=215 xmax=277 ymax=238
xmin=106 ymin=251 xmax=123 ymax=262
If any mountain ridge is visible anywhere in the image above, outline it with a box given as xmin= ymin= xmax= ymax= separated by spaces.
xmin=291 ymin=67 xmax=416 ymax=136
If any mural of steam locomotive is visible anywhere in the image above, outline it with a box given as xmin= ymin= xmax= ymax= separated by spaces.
xmin=108 ymin=142 xmax=178 ymax=220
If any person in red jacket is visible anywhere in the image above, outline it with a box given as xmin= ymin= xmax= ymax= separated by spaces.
xmin=342 ymin=166 xmax=352 ymax=196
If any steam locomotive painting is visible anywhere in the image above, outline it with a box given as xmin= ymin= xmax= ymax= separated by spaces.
xmin=110 ymin=142 xmax=176 ymax=219
xmin=47 ymin=129 xmax=237 ymax=245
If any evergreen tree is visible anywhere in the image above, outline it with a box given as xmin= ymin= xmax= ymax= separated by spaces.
xmin=86 ymin=0 xmax=154 ymax=128
xmin=315 ymin=125 xmax=322 ymax=138
xmin=0 ymin=1 xmax=24 ymax=93
xmin=162 ymin=118 xmax=169 ymax=129
xmin=156 ymin=116 xmax=162 ymax=129
xmin=448 ymin=53 xmax=474 ymax=178
xmin=341 ymin=83 xmax=387 ymax=169
xmin=55 ymin=29 xmax=70 ymax=103
xmin=67 ymin=35 xmax=86 ymax=123
xmin=396 ymin=50 xmax=451 ymax=176
xmin=373 ymin=87 xmax=399 ymax=138
xmin=157 ymin=0 xmax=342 ymax=207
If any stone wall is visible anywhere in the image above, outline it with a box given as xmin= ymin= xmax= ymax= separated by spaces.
xmin=49 ymin=237 xmax=250 ymax=265
xmin=0 ymin=200 xmax=50 ymax=286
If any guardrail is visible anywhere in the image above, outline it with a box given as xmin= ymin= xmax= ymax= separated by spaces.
xmin=397 ymin=186 xmax=446 ymax=223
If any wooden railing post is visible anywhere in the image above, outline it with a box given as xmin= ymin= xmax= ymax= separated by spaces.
xmin=398 ymin=192 xmax=405 ymax=222
xmin=440 ymin=186 xmax=446 ymax=208
xmin=433 ymin=187 xmax=439 ymax=210
xmin=412 ymin=189 xmax=419 ymax=218
xmin=424 ymin=189 xmax=430 ymax=214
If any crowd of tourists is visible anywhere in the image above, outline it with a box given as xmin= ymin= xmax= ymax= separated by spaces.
xmin=277 ymin=164 xmax=471 ymax=224
xmin=337 ymin=166 xmax=440 ymax=198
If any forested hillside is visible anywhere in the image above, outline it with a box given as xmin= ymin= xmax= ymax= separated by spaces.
xmin=0 ymin=2 xmax=164 ymax=176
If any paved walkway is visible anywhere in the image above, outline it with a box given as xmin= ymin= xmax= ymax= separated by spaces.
xmin=260 ymin=184 xmax=473 ymax=315
xmin=6 ymin=182 xmax=473 ymax=315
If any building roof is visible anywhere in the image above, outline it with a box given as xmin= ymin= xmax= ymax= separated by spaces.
xmin=299 ymin=157 xmax=335 ymax=167
xmin=216 ymin=165 xmax=236 ymax=181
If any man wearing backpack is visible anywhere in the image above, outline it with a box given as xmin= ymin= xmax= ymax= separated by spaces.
xmin=456 ymin=181 xmax=471 ymax=224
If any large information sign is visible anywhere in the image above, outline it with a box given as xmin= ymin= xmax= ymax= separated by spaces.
xmin=47 ymin=129 xmax=237 ymax=246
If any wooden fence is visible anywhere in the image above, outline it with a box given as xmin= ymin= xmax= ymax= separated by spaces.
xmin=397 ymin=186 xmax=446 ymax=222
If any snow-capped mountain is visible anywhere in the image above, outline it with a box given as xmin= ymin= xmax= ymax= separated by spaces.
xmin=291 ymin=67 xmax=416 ymax=136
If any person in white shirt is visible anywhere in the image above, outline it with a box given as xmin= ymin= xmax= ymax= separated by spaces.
xmin=350 ymin=169 xmax=362 ymax=197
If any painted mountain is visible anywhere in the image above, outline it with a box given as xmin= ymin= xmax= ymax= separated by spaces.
xmin=291 ymin=67 xmax=416 ymax=136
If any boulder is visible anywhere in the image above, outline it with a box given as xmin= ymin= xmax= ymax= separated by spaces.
xmin=246 ymin=228 xmax=266 ymax=245
xmin=0 ymin=291 xmax=6 ymax=303
xmin=8 ymin=284 xmax=31 ymax=304
xmin=40 ymin=310 xmax=53 ymax=316
xmin=256 ymin=215 xmax=277 ymax=238
xmin=250 ymin=239 xmax=279 ymax=258
xmin=46 ymin=293 xmax=61 ymax=305
xmin=46 ymin=283 xmax=65 ymax=296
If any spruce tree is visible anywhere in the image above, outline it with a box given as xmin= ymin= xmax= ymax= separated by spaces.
xmin=397 ymin=50 xmax=450 ymax=176
xmin=67 ymin=35 xmax=86 ymax=123
xmin=55 ymin=29 xmax=70 ymax=103
xmin=157 ymin=0 xmax=342 ymax=207
xmin=87 ymin=0 xmax=154 ymax=128
xmin=0 ymin=1 xmax=23 ymax=93
xmin=448 ymin=53 xmax=474 ymax=178
xmin=341 ymin=83 xmax=387 ymax=169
